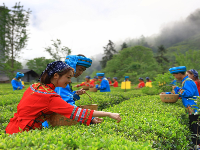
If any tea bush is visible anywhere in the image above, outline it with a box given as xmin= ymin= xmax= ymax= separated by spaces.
xmin=0 ymin=83 xmax=192 ymax=149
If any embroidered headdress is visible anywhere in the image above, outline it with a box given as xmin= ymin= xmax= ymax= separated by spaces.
xmin=96 ymin=73 xmax=104 ymax=76
xmin=65 ymin=55 xmax=92 ymax=73
xmin=189 ymin=69 xmax=199 ymax=78
xmin=169 ymin=66 xmax=186 ymax=74
xmin=40 ymin=61 xmax=71 ymax=80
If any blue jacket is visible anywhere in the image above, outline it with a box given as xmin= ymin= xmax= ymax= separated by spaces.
xmin=54 ymin=84 xmax=80 ymax=106
xmin=172 ymin=76 xmax=199 ymax=113
xmin=11 ymin=79 xmax=24 ymax=91
xmin=96 ymin=77 xmax=110 ymax=92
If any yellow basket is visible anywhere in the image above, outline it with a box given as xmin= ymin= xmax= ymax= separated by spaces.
xmin=160 ymin=94 xmax=179 ymax=103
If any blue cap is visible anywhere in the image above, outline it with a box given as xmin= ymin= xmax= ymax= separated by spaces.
xmin=85 ymin=76 xmax=90 ymax=79
xmin=189 ymin=69 xmax=198 ymax=78
xmin=139 ymin=77 xmax=143 ymax=80
xmin=113 ymin=77 xmax=117 ymax=80
xmin=125 ymin=76 xmax=129 ymax=79
xmin=107 ymin=77 xmax=111 ymax=79
xmin=146 ymin=77 xmax=149 ymax=80
xmin=16 ymin=72 xmax=24 ymax=79
xmin=169 ymin=66 xmax=186 ymax=74
xmin=93 ymin=76 xmax=98 ymax=79
xmin=96 ymin=73 xmax=104 ymax=76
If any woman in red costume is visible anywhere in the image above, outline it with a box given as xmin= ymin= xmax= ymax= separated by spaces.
xmin=186 ymin=69 xmax=200 ymax=95
xmin=5 ymin=61 xmax=121 ymax=134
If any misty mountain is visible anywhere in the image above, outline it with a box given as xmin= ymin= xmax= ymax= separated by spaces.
xmin=115 ymin=8 xmax=200 ymax=54
xmin=155 ymin=9 xmax=200 ymax=48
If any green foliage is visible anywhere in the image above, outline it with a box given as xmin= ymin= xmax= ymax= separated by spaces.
xmin=154 ymin=45 xmax=169 ymax=73
xmin=103 ymin=46 xmax=161 ymax=83
xmin=74 ymin=87 xmax=145 ymax=110
xmin=3 ymin=59 xmax=23 ymax=80
xmin=44 ymin=39 xmax=71 ymax=61
xmin=100 ymin=40 xmax=117 ymax=69
xmin=142 ymin=72 xmax=180 ymax=95
xmin=26 ymin=57 xmax=55 ymax=75
xmin=120 ymin=42 xmax=128 ymax=50
xmin=0 ymin=83 xmax=192 ymax=149
xmin=174 ymin=49 xmax=200 ymax=72
xmin=0 ymin=2 xmax=31 ymax=76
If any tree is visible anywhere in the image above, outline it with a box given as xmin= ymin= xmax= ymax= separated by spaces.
xmin=26 ymin=57 xmax=55 ymax=75
xmin=4 ymin=59 xmax=22 ymax=79
xmin=104 ymin=46 xmax=161 ymax=82
xmin=154 ymin=45 xmax=169 ymax=73
xmin=175 ymin=49 xmax=200 ymax=71
xmin=44 ymin=39 xmax=71 ymax=61
xmin=121 ymin=42 xmax=128 ymax=50
xmin=103 ymin=46 xmax=161 ymax=83
xmin=100 ymin=40 xmax=117 ymax=69
xmin=0 ymin=3 xmax=31 ymax=77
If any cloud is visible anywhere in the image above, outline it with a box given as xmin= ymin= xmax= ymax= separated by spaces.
xmin=3 ymin=0 xmax=200 ymax=62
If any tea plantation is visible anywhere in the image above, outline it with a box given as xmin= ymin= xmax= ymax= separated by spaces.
xmin=0 ymin=83 xmax=192 ymax=149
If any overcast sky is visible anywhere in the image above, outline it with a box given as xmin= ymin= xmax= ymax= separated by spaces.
xmin=3 ymin=0 xmax=200 ymax=62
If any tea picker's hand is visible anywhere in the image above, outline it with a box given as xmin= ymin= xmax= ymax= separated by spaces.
xmin=108 ymin=113 xmax=121 ymax=123
xmin=160 ymin=92 xmax=166 ymax=94
xmin=76 ymin=88 xmax=86 ymax=95
xmin=91 ymin=117 xmax=103 ymax=124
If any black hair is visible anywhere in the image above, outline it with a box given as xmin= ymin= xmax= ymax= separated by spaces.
xmin=77 ymin=54 xmax=86 ymax=57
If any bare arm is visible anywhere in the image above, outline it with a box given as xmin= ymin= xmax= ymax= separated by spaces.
xmin=92 ymin=111 xmax=121 ymax=123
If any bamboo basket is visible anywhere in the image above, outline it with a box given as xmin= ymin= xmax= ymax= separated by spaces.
xmin=79 ymin=104 xmax=98 ymax=110
xmin=160 ymin=94 xmax=179 ymax=103
xmin=48 ymin=113 xmax=78 ymax=127
xmin=48 ymin=93 xmax=98 ymax=127
xmin=82 ymin=86 xmax=89 ymax=90
xmin=89 ymin=88 xmax=98 ymax=92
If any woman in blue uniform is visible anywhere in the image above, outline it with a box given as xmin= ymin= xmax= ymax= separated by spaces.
xmin=95 ymin=73 xmax=110 ymax=92
xmin=162 ymin=66 xmax=200 ymax=147
xmin=11 ymin=72 xmax=25 ymax=91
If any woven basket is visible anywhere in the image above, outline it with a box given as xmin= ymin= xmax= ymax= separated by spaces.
xmin=48 ymin=104 xmax=98 ymax=127
xmin=89 ymin=88 xmax=98 ymax=92
xmin=82 ymin=86 xmax=89 ymax=90
xmin=79 ymin=104 xmax=98 ymax=110
xmin=48 ymin=113 xmax=78 ymax=127
xmin=160 ymin=94 xmax=179 ymax=103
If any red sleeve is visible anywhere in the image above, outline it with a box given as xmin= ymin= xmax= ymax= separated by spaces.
xmin=109 ymin=81 xmax=112 ymax=84
xmin=90 ymin=80 xmax=95 ymax=87
xmin=113 ymin=81 xmax=118 ymax=87
xmin=48 ymin=95 xmax=94 ymax=126
xmin=76 ymin=82 xmax=85 ymax=87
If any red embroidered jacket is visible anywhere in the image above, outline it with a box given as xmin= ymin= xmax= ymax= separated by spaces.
xmin=113 ymin=81 xmax=118 ymax=87
xmin=76 ymin=81 xmax=90 ymax=87
xmin=5 ymin=83 xmax=94 ymax=134
xmin=137 ymin=81 xmax=145 ymax=88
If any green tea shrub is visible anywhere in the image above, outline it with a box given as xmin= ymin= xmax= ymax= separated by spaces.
xmin=142 ymin=72 xmax=178 ymax=95
xmin=0 ymin=83 xmax=192 ymax=149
